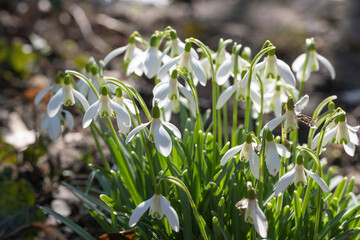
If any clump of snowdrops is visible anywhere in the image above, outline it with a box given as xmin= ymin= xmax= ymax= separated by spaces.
xmin=36 ymin=27 xmax=360 ymax=239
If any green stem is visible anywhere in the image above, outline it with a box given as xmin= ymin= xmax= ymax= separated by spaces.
xmin=255 ymin=74 xmax=264 ymax=136
xmin=232 ymin=97 xmax=238 ymax=147
xmin=90 ymin=125 xmax=110 ymax=170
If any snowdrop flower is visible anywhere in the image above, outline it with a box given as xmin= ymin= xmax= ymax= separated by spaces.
xmin=153 ymin=70 xmax=196 ymax=112
xmin=263 ymin=95 xmax=313 ymax=133
xmin=82 ymin=86 xmax=131 ymax=133
xmin=236 ymin=184 xmax=268 ymax=238
xmin=292 ymin=38 xmax=335 ymax=82
xmin=168 ymin=30 xmax=198 ymax=59
xmin=127 ymin=35 xmax=169 ymax=79
xmin=241 ymin=49 xmax=296 ymax=89
xmin=158 ymin=42 xmax=207 ymax=86
xmin=265 ymin=83 xmax=298 ymax=117
xmin=47 ymin=75 xmax=89 ymax=118
xmin=129 ymin=184 xmax=179 ymax=232
xmin=264 ymin=130 xmax=290 ymax=177
xmin=40 ymin=109 xmax=74 ymax=141
xmin=312 ymin=113 xmax=359 ymax=156
xmin=220 ymin=134 xmax=259 ymax=179
xmin=103 ymin=33 xmax=143 ymax=67
xmin=34 ymin=72 xmax=63 ymax=105
xmin=126 ymin=104 xmax=181 ymax=157
xmin=112 ymin=88 xmax=136 ymax=134
xmin=275 ymin=155 xmax=329 ymax=197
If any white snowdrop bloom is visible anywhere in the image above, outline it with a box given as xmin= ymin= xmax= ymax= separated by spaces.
xmin=82 ymin=86 xmax=131 ymax=133
xmin=127 ymin=35 xmax=169 ymax=79
xmin=275 ymin=155 xmax=329 ymax=197
xmin=40 ymin=109 xmax=74 ymax=141
xmin=126 ymin=104 xmax=181 ymax=157
xmin=112 ymin=88 xmax=136 ymax=134
xmin=236 ymin=188 xmax=268 ymax=238
xmin=220 ymin=134 xmax=259 ymax=179
xmin=34 ymin=72 xmax=63 ymax=105
xmin=129 ymin=184 xmax=179 ymax=232
xmin=292 ymin=38 xmax=336 ymax=82
xmin=157 ymin=42 xmax=207 ymax=86
xmin=264 ymin=82 xmax=298 ymax=117
xmin=263 ymin=95 xmax=311 ymax=133
xmin=264 ymin=130 xmax=290 ymax=177
xmin=47 ymin=75 xmax=89 ymax=118
xmin=153 ymin=69 xmax=196 ymax=112
xmin=168 ymin=30 xmax=198 ymax=59
xmin=241 ymin=49 xmax=296 ymax=89
xmin=103 ymin=34 xmax=143 ymax=67
xmin=216 ymin=71 xmax=261 ymax=110
xmin=312 ymin=113 xmax=359 ymax=156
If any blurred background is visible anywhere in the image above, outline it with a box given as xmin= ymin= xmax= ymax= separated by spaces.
xmin=0 ymin=0 xmax=359 ymax=239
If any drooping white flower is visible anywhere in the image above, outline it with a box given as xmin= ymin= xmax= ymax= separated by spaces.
xmin=263 ymin=95 xmax=312 ymax=133
xmin=127 ymin=35 xmax=169 ymax=79
xmin=40 ymin=109 xmax=74 ymax=141
xmin=236 ymin=187 xmax=268 ymax=238
xmin=129 ymin=184 xmax=179 ymax=232
xmin=241 ymin=49 xmax=296 ymax=89
xmin=34 ymin=72 xmax=64 ymax=105
xmin=264 ymin=130 xmax=290 ymax=177
xmin=292 ymin=38 xmax=336 ymax=82
xmin=158 ymin=42 xmax=207 ymax=86
xmin=312 ymin=113 xmax=359 ymax=156
xmin=168 ymin=29 xmax=198 ymax=59
xmin=126 ymin=104 xmax=181 ymax=157
xmin=47 ymin=75 xmax=89 ymax=118
xmin=275 ymin=155 xmax=329 ymax=197
xmin=264 ymin=82 xmax=298 ymax=117
xmin=220 ymin=134 xmax=259 ymax=179
xmin=82 ymin=86 xmax=131 ymax=133
xmin=103 ymin=33 xmax=143 ymax=67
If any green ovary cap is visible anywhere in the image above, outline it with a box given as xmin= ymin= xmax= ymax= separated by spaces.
xmin=85 ymin=63 xmax=92 ymax=73
xmin=296 ymin=155 xmax=303 ymax=165
xmin=184 ymin=42 xmax=192 ymax=52
xmin=115 ymin=88 xmax=123 ymax=98
xmin=64 ymin=75 xmax=71 ymax=85
xmin=338 ymin=113 xmax=346 ymax=122
xmin=245 ymin=134 xmax=252 ymax=144
xmin=101 ymin=86 xmax=108 ymax=96
xmin=150 ymin=35 xmax=158 ymax=47
xmin=170 ymin=30 xmax=177 ymax=40
xmin=248 ymin=189 xmax=256 ymax=200
xmin=154 ymin=183 xmax=162 ymax=195
xmin=287 ymin=97 xmax=294 ymax=111
xmin=152 ymin=105 xmax=160 ymax=119
xmin=328 ymin=101 xmax=335 ymax=111
xmin=129 ymin=34 xmax=135 ymax=44
xmin=266 ymin=130 xmax=274 ymax=141
xmin=268 ymin=49 xmax=276 ymax=56
xmin=171 ymin=69 xmax=178 ymax=79
xmin=91 ymin=65 xmax=98 ymax=75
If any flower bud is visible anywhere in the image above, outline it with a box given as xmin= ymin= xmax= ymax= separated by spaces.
xmin=115 ymin=88 xmax=123 ymax=98
xmin=64 ymin=75 xmax=71 ymax=85
xmin=101 ymin=86 xmax=108 ymax=96
xmin=150 ymin=35 xmax=158 ymax=47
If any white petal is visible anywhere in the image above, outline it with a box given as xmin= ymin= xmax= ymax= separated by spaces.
xmin=47 ymin=88 xmax=65 ymax=118
xmin=154 ymin=120 xmax=172 ymax=157
xmin=292 ymin=53 xmax=306 ymax=72
xmin=265 ymin=142 xmax=281 ymax=177
xmin=162 ymin=121 xmax=181 ymax=139
xmin=117 ymin=117 xmax=131 ymax=134
xmin=346 ymin=124 xmax=360 ymax=133
xmin=304 ymin=168 xmax=329 ymax=192
xmin=317 ymin=54 xmax=336 ymax=80
xmin=48 ymin=115 xmax=61 ymax=141
xmin=126 ymin=53 xmax=144 ymax=76
xmin=126 ymin=122 xmax=151 ymax=143
xmin=344 ymin=142 xmax=356 ymax=157
xmin=190 ymin=58 xmax=207 ymax=86
xmin=349 ymin=130 xmax=359 ymax=145
xmin=63 ymin=110 xmax=74 ymax=130
xmin=311 ymin=132 xmax=321 ymax=150
xmin=144 ymin=48 xmax=161 ymax=79
xmin=153 ymin=81 xmax=171 ymax=105
xmin=216 ymin=84 xmax=238 ymax=109
xmin=129 ymin=196 xmax=154 ymax=227
xmin=263 ymin=114 xmax=286 ymax=132
xmin=157 ymin=55 xmax=182 ymax=79
xmin=82 ymin=100 xmax=100 ymax=128
xmin=103 ymin=45 xmax=128 ymax=66
xmin=220 ymin=144 xmax=243 ymax=165
xmin=275 ymin=59 xmax=296 ymax=88
xmin=160 ymin=196 xmax=180 ymax=232
xmin=73 ymin=88 xmax=90 ymax=111
xmin=252 ymin=200 xmax=268 ymax=238
xmin=216 ymin=58 xmax=233 ymax=85
xmin=275 ymin=143 xmax=291 ymax=158
xmin=110 ymin=99 xmax=131 ymax=127
xmin=241 ymin=61 xmax=266 ymax=88
xmin=322 ymin=125 xmax=338 ymax=146
xmin=34 ymin=86 xmax=53 ymax=105
xmin=123 ymin=98 xmax=136 ymax=115
xmin=294 ymin=94 xmax=309 ymax=114
xmin=274 ymin=167 xmax=296 ymax=197
xmin=40 ymin=114 xmax=50 ymax=130
xmin=274 ymin=95 xmax=282 ymax=117
xmin=178 ymin=83 xmax=196 ymax=111
xmin=249 ymin=149 xmax=260 ymax=179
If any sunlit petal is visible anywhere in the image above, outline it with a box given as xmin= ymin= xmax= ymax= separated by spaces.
xmin=129 ymin=196 xmax=154 ymax=227
xmin=344 ymin=142 xmax=356 ymax=157
xmin=158 ymin=55 xmax=182 ymax=79
xmin=47 ymin=88 xmax=65 ymax=118
xmin=126 ymin=121 xmax=151 ymax=143
xmin=154 ymin=120 xmax=172 ymax=157
xmin=275 ymin=59 xmax=296 ymax=87
xmin=294 ymin=94 xmax=309 ymax=114
xmin=275 ymin=167 xmax=296 ymax=197
xmin=110 ymin=99 xmax=131 ymax=127
xmin=220 ymin=144 xmax=243 ymax=165
xmin=190 ymin=58 xmax=207 ymax=86
xmin=82 ymin=100 xmax=100 ymax=128
xmin=48 ymin=115 xmax=61 ymax=141
xmin=263 ymin=114 xmax=286 ymax=132
xmin=316 ymin=54 xmax=336 ymax=80
xmin=162 ymin=121 xmax=181 ymax=139
xmin=249 ymin=149 xmax=260 ymax=179
xmin=275 ymin=143 xmax=291 ymax=158
xmin=63 ymin=110 xmax=74 ymax=130
xmin=265 ymin=141 xmax=281 ymax=177
xmin=103 ymin=45 xmax=128 ymax=66
xmin=292 ymin=53 xmax=306 ymax=72
xmin=73 ymin=88 xmax=90 ymax=111
xmin=160 ymin=196 xmax=180 ymax=232
xmin=252 ymin=200 xmax=268 ymax=238
xmin=216 ymin=58 xmax=233 ymax=85
xmin=304 ymin=168 xmax=329 ymax=192
xmin=34 ymin=86 xmax=53 ymax=105
xmin=216 ymin=84 xmax=238 ymax=109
